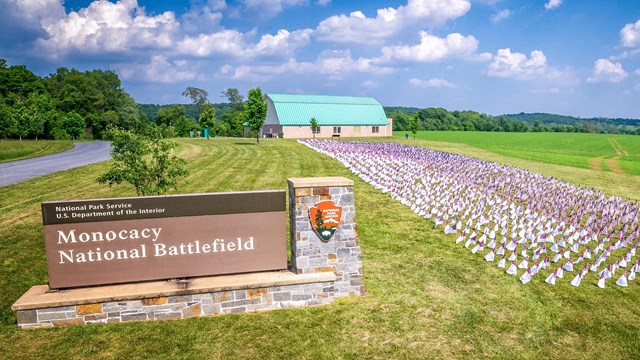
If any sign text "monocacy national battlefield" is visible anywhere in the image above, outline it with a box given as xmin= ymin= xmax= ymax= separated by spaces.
xmin=56 ymin=226 xmax=255 ymax=264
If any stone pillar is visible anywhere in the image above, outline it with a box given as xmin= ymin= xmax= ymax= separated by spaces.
xmin=287 ymin=177 xmax=364 ymax=297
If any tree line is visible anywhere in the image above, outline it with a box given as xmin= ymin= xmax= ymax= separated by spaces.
xmin=0 ymin=59 xmax=142 ymax=140
xmin=387 ymin=107 xmax=640 ymax=135
xmin=503 ymin=112 xmax=640 ymax=135
xmin=0 ymin=58 xmax=269 ymax=140
xmin=388 ymin=107 xmax=530 ymax=133
xmin=138 ymin=87 xmax=266 ymax=139
xmin=139 ymin=95 xmax=245 ymax=138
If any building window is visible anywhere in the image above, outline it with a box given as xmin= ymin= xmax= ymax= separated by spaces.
xmin=312 ymin=126 xmax=320 ymax=134
xmin=333 ymin=126 xmax=341 ymax=134
xmin=372 ymin=126 xmax=380 ymax=133
xmin=353 ymin=126 xmax=361 ymax=134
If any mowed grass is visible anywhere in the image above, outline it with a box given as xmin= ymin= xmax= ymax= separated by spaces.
xmin=0 ymin=140 xmax=75 ymax=163
xmin=1 ymin=137 xmax=640 ymax=359
xmin=394 ymin=131 xmax=640 ymax=176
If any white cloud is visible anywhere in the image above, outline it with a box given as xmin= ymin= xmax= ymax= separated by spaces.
xmin=314 ymin=50 xmax=394 ymax=77
xmin=404 ymin=0 xmax=472 ymax=23
xmin=176 ymin=30 xmax=248 ymax=57
xmin=176 ymin=28 xmax=312 ymax=58
xmin=487 ymin=48 xmax=547 ymax=80
xmin=217 ymin=50 xmax=394 ymax=81
xmin=490 ymin=9 xmax=511 ymax=23
xmin=621 ymin=20 xmax=640 ymax=48
xmin=180 ymin=3 xmax=225 ymax=34
xmin=315 ymin=0 xmax=471 ymax=44
xmin=409 ymin=77 xmax=458 ymax=88
xmin=609 ymin=49 xmax=640 ymax=61
xmin=587 ymin=59 xmax=628 ymax=83
xmin=316 ymin=0 xmax=330 ymax=5
xmin=251 ymin=29 xmax=313 ymax=57
xmin=378 ymin=31 xmax=479 ymax=63
xmin=315 ymin=8 xmax=400 ymax=44
xmin=0 ymin=0 xmax=66 ymax=42
xmin=544 ymin=0 xmax=562 ymax=10
xmin=467 ymin=52 xmax=493 ymax=62
xmin=207 ymin=0 xmax=228 ymax=11
xmin=361 ymin=80 xmax=380 ymax=88
xmin=37 ymin=0 xmax=178 ymax=56
xmin=2 ymin=0 xmax=65 ymax=27
xmin=27 ymin=0 xmax=312 ymax=63
xmin=115 ymin=55 xmax=197 ymax=83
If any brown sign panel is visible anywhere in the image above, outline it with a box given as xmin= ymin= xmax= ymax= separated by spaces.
xmin=42 ymin=191 xmax=285 ymax=225
xmin=42 ymin=191 xmax=287 ymax=289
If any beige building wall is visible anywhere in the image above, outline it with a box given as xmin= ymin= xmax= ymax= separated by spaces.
xmin=281 ymin=119 xmax=393 ymax=139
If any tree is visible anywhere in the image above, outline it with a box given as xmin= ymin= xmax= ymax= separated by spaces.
xmin=44 ymin=68 xmax=138 ymax=139
xmin=156 ymin=104 xmax=187 ymax=137
xmin=11 ymin=102 xmax=28 ymax=140
xmin=0 ymin=102 xmax=18 ymax=139
xmin=220 ymin=88 xmax=245 ymax=136
xmin=419 ymin=107 xmax=455 ymax=130
xmin=533 ymin=120 xmax=543 ymax=132
xmin=199 ymin=103 xmax=216 ymax=138
xmin=0 ymin=63 xmax=44 ymax=101
xmin=173 ymin=116 xmax=199 ymax=137
xmin=388 ymin=110 xmax=409 ymax=131
xmin=408 ymin=114 xmax=420 ymax=139
xmin=63 ymin=111 xmax=86 ymax=139
xmin=23 ymin=92 xmax=54 ymax=140
xmin=222 ymin=110 xmax=246 ymax=137
xmin=220 ymin=88 xmax=244 ymax=110
xmin=245 ymin=87 xmax=267 ymax=143
xmin=182 ymin=87 xmax=209 ymax=118
xmin=97 ymin=128 xmax=189 ymax=196
xmin=216 ymin=121 xmax=230 ymax=136
xmin=310 ymin=117 xmax=318 ymax=138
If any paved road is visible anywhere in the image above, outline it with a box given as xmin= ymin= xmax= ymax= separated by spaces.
xmin=0 ymin=141 xmax=111 ymax=187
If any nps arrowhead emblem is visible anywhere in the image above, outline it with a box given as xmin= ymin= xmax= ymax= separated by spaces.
xmin=309 ymin=200 xmax=342 ymax=242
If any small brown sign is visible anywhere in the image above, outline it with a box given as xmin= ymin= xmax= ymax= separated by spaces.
xmin=309 ymin=200 xmax=342 ymax=242
xmin=42 ymin=191 xmax=287 ymax=289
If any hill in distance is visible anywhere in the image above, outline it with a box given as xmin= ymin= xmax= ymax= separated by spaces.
xmin=501 ymin=112 xmax=640 ymax=128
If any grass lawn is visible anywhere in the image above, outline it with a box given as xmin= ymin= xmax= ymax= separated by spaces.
xmin=0 ymin=140 xmax=75 ymax=163
xmin=1 ymin=137 xmax=639 ymax=359
xmin=394 ymin=131 xmax=640 ymax=177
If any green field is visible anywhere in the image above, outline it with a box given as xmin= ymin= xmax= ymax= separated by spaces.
xmin=1 ymin=137 xmax=640 ymax=359
xmin=395 ymin=131 xmax=640 ymax=177
xmin=0 ymin=140 xmax=75 ymax=163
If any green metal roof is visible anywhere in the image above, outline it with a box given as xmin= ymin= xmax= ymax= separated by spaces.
xmin=266 ymin=93 xmax=388 ymax=126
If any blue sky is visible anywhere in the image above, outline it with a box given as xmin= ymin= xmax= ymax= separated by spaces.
xmin=1 ymin=0 xmax=640 ymax=118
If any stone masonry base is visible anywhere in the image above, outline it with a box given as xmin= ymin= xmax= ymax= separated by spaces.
xmin=12 ymin=271 xmax=337 ymax=329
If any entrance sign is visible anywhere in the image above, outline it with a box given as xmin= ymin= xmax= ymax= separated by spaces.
xmin=12 ymin=177 xmax=364 ymax=329
xmin=309 ymin=200 xmax=342 ymax=241
xmin=41 ymin=191 xmax=287 ymax=289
